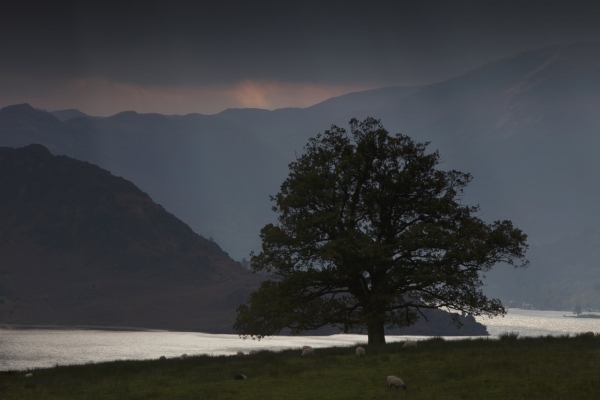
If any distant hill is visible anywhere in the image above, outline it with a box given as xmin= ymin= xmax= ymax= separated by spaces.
xmin=364 ymin=43 xmax=600 ymax=308
xmin=51 ymin=109 xmax=89 ymax=121
xmin=372 ymin=43 xmax=600 ymax=242
xmin=0 ymin=103 xmax=61 ymax=133
xmin=0 ymin=144 xmax=265 ymax=332
xmin=304 ymin=308 xmax=488 ymax=336
xmin=216 ymin=85 xmax=424 ymax=145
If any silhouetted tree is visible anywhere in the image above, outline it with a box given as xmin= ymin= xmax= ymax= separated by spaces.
xmin=234 ymin=118 xmax=528 ymax=345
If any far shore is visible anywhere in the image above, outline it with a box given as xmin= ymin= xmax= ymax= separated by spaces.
xmin=563 ymin=314 xmax=600 ymax=319
xmin=0 ymin=324 xmax=169 ymax=332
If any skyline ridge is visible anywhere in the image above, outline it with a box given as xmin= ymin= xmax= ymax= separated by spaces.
xmin=4 ymin=41 xmax=598 ymax=117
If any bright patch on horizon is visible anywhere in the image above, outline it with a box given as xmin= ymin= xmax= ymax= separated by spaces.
xmin=226 ymin=80 xmax=367 ymax=110
xmin=0 ymin=75 xmax=369 ymax=116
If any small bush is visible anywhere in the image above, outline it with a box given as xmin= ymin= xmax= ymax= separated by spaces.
xmin=575 ymin=331 xmax=596 ymax=338
xmin=426 ymin=336 xmax=445 ymax=343
xmin=498 ymin=331 xmax=519 ymax=341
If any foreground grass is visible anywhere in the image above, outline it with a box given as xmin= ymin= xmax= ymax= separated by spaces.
xmin=2 ymin=334 xmax=600 ymax=399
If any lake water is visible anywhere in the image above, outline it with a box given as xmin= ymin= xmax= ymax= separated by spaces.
xmin=2 ymin=309 xmax=599 ymax=371
xmin=477 ymin=309 xmax=600 ymax=337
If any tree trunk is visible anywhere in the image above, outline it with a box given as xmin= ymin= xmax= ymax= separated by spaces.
xmin=367 ymin=322 xmax=386 ymax=346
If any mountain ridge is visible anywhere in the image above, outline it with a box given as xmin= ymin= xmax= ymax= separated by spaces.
xmin=50 ymin=109 xmax=89 ymax=121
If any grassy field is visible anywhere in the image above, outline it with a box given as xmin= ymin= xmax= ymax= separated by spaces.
xmin=2 ymin=334 xmax=600 ymax=399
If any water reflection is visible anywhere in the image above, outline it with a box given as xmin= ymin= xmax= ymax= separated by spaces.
xmin=2 ymin=309 xmax=599 ymax=371
xmin=475 ymin=308 xmax=600 ymax=337
xmin=0 ymin=330 xmax=449 ymax=371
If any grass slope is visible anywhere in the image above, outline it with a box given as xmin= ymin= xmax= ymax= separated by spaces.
xmin=2 ymin=335 xmax=600 ymax=399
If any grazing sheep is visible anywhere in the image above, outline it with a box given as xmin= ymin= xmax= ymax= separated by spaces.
xmin=249 ymin=350 xmax=257 ymax=355
xmin=387 ymin=376 xmax=407 ymax=390
xmin=25 ymin=373 xmax=33 ymax=378
xmin=403 ymin=340 xmax=417 ymax=348
xmin=356 ymin=346 xmax=366 ymax=358
xmin=236 ymin=351 xmax=245 ymax=357
xmin=233 ymin=374 xmax=248 ymax=380
xmin=180 ymin=354 xmax=188 ymax=360
xmin=301 ymin=346 xmax=315 ymax=357
xmin=159 ymin=356 xmax=166 ymax=360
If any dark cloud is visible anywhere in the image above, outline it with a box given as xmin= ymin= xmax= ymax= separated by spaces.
xmin=2 ymin=0 xmax=600 ymax=112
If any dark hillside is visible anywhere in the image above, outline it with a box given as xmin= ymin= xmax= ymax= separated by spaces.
xmin=0 ymin=144 xmax=264 ymax=332
xmin=1 ymin=144 xmax=202 ymax=271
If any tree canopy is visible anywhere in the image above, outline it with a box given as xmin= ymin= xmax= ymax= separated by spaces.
xmin=234 ymin=118 xmax=528 ymax=345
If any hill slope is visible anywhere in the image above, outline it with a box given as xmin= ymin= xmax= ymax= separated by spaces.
xmin=375 ymin=43 xmax=600 ymax=243
xmin=0 ymin=144 xmax=264 ymax=332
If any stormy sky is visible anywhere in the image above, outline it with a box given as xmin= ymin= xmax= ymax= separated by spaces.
xmin=2 ymin=0 xmax=600 ymax=115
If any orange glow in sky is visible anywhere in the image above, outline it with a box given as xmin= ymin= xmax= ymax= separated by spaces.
xmin=0 ymin=77 xmax=370 ymax=116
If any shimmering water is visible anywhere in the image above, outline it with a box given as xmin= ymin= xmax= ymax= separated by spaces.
xmin=476 ymin=308 xmax=600 ymax=337
xmin=2 ymin=309 xmax=599 ymax=371
xmin=0 ymin=330 xmax=440 ymax=371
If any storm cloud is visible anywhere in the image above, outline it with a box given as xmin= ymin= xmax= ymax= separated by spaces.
xmin=2 ymin=0 xmax=600 ymax=114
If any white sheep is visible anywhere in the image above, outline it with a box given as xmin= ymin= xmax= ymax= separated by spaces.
xmin=301 ymin=346 xmax=314 ymax=357
xmin=387 ymin=376 xmax=407 ymax=390
xmin=25 ymin=373 xmax=33 ymax=378
xmin=403 ymin=340 xmax=417 ymax=348
xmin=355 ymin=346 xmax=365 ymax=357
xmin=180 ymin=354 xmax=188 ymax=360
xmin=249 ymin=350 xmax=257 ymax=355
xmin=233 ymin=374 xmax=247 ymax=380
xmin=236 ymin=351 xmax=245 ymax=357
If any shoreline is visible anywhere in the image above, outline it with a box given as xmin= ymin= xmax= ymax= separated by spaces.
xmin=0 ymin=324 xmax=169 ymax=332
xmin=0 ymin=324 xmax=489 ymax=336
xmin=563 ymin=314 xmax=600 ymax=319
xmin=0 ymin=324 xmax=479 ymax=335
